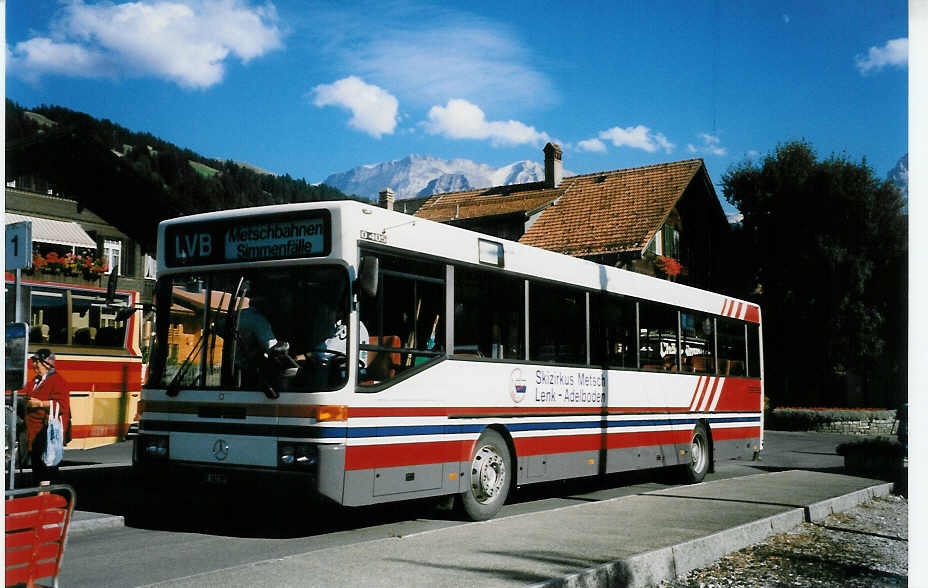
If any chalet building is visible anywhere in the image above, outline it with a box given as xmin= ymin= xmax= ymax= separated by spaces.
xmin=5 ymin=184 xmax=156 ymax=301
xmin=413 ymin=143 xmax=730 ymax=289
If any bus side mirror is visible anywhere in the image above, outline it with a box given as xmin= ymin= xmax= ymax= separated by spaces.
xmin=105 ymin=267 xmax=118 ymax=305
xmin=356 ymin=256 xmax=379 ymax=298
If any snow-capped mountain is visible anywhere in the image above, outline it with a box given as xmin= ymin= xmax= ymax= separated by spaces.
xmin=323 ymin=154 xmax=569 ymax=200
xmin=887 ymin=154 xmax=908 ymax=203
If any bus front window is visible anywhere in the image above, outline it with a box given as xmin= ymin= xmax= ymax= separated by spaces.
xmin=149 ymin=266 xmax=351 ymax=394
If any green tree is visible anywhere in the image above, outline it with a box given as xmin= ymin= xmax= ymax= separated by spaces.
xmin=723 ymin=141 xmax=906 ymax=408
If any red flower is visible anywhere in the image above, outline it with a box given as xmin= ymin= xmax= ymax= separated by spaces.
xmin=654 ymin=255 xmax=684 ymax=277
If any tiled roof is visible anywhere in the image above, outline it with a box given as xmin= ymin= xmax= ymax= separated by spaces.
xmin=520 ymin=159 xmax=706 ymax=256
xmin=413 ymin=158 xmax=711 ymax=258
xmin=414 ymin=182 xmax=563 ymax=223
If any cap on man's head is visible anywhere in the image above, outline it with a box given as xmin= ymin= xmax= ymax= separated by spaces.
xmin=32 ymin=348 xmax=55 ymax=367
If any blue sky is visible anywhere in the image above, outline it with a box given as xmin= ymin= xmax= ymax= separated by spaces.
xmin=7 ymin=1 xmax=908 ymax=211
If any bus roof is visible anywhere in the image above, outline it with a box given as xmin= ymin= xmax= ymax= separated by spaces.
xmin=157 ymin=200 xmax=759 ymax=323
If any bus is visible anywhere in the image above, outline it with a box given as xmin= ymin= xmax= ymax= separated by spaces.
xmin=5 ymin=273 xmax=144 ymax=463
xmin=134 ymin=200 xmax=763 ymax=520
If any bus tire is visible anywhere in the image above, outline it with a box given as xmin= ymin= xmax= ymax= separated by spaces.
xmin=459 ymin=429 xmax=511 ymax=521
xmin=684 ymin=423 xmax=710 ymax=483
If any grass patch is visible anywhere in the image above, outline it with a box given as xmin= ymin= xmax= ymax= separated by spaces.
xmin=189 ymin=160 xmax=219 ymax=177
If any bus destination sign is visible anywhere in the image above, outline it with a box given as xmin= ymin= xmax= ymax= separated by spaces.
xmin=165 ymin=211 xmax=331 ymax=267
xmin=225 ymin=218 xmax=324 ymax=261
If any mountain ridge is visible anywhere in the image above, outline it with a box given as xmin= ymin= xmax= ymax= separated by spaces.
xmin=323 ymin=154 xmax=573 ymax=200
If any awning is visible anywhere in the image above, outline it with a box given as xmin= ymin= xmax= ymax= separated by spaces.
xmin=5 ymin=213 xmax=97 ymax=249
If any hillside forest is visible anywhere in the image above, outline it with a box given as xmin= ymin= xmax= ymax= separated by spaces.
xmin=5 ymin=100 xmax=355 ymax=251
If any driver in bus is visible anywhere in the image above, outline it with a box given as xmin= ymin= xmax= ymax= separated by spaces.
xmin=236 ymin=288 xmax=290 ymax=391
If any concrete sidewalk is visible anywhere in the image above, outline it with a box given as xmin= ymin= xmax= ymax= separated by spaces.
xmin=135 ymin=470 xmax=893 ymax=588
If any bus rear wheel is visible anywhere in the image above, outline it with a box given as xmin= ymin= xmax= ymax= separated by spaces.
xmin=683 ymin=423 xmax=710 ymax=483
xmin=459 ymin=429 xmax=511 ymax=521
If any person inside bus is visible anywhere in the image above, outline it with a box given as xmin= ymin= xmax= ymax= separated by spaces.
xmin=20 ymin=349 xmax=72 ymax=485
xmin=235 ymin=288 xmax=290 ymax=390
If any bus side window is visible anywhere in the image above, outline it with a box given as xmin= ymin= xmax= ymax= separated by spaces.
xmin=717 ymin=317 xmax=747 ymax=377
xmin=747 ymin=324 xmax=761 ymax=378
xmin=453 ymin=267 xmax=524 ymax=359
xmin=681 ymin=312 xmax=715 ymax=374
xmin=639 ymin=302 xmax=678 ymax=371
xmin=359 ymin=253 xmax=445 ymax=386
xmin=529 ymin=281 xmax=586 ymax=365
xmin=590 ymin=294 xmax=636 ymax=369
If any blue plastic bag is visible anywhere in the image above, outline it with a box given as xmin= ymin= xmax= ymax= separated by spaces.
xmin=43 ymin=401 xmax=64 ymax=467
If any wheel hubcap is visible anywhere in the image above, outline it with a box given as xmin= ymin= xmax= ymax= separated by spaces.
xmin=692 ymin=434 xmax=707 ymax=472
xmin=471 ymin=443 xmax=506 ymax=504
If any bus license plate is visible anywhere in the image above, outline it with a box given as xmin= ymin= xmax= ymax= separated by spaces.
xmin=205 ymin=472 xmax=228 ymax=485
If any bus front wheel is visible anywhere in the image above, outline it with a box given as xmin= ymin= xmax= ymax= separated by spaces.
xmin=683 ymin=423 xmax=710 ymax=483
xmin=459 ymin=429 xmax=511 ymax=521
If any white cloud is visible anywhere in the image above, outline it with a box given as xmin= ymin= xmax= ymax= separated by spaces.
xmin=312 ymin=76 xmax=399 ymax=138
xmin=576 ymin=138 xmax=607 ymax=153
xmin=598 ymin=125 xmax=675 ymax=154
xmin=7 ymin=37 xmax=112 ymax=81
xmin=686 ymin=133 xmax=727 ymax=156
xmin=423 ymin=99 xmax=551 ymax=147
xmin=855 ymin=37 xmax=908 ymax=75
xmin=7 ymin=0 xmax=283 ymax=89
xmin=309 ymin=4 xmax=555 ymax=111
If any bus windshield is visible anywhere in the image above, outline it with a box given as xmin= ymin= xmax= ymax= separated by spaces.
xmin=148 ymin=265 xmax=351 ymax=396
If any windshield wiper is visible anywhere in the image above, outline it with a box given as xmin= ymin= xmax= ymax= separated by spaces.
xmin=222 ymin=278 xmax=280 ymax=399
xmin=165 ymin=330 xmax=206 ymax=397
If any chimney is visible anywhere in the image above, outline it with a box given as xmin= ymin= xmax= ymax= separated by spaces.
xmin=379 ymin=188 xmax=395 ymax=211
xmin=543 ymin=142 xmax=563 ymax=188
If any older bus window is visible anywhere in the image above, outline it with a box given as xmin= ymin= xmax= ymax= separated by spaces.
xmin=29 ymin=286 xmax=129 ymax=347
xmin=454 ymin=267 xmax=524 ymax=359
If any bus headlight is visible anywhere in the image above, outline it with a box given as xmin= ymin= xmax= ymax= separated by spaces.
xmin=138 ymin=434 xmax=169 ymax=460
xmin=278 ymin=443 xmax=317 ymax=469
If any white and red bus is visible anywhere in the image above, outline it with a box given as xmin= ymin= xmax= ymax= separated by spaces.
xmin=135 ymin=200 xmax=763 ymax=520
xmin=5 ymin=273 xmax=144 ymax=457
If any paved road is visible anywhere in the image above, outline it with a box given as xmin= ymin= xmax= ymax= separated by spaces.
xmin=44 ymin=430 xmax=862 ymax=587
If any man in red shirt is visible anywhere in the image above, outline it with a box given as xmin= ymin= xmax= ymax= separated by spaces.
xmin=21 ymin=349 xmax=71 ymax=484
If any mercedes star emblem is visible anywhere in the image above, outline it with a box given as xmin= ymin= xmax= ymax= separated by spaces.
xmin=212 ymin=438 xmax=230 ymax=461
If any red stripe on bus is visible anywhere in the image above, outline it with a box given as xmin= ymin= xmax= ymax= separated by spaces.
xmin=348 ymin=406 xmax=695 ymax=419
xmin=70 ymin=423 xmax=130 ymax=439
xmin=710 ymin=426 xmax=761 ymax=441
xmin=514 ymin=433 xmax=601 ymax=456
xmin=344 ymin=440 xmax=469 ymax=470
xmin=714 ymin=379 xmax=763 ymax=412
xmin=607 ymin=429 xmax=691 ymax=450
xmin=744 ymin=305 xmax=760 ymax=323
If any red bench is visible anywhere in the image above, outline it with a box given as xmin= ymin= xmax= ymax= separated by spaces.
xmin=5 ymin=484 xmax=75 ymax=588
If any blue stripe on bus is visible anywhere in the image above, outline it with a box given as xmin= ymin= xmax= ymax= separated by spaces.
xmin=143 ymin=414 xmax=761 ymax=440
xmin=343 ymin=416 xmax=760 ymax=438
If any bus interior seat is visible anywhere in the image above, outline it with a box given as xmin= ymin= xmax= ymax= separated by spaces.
xmin=691 ymin=356 xmax=708 ymax=373
xmin=365 ymin=335 xmax=401 ymax=381
xmin=73 ymin=327 xmax=93 ymax=345
xmin=29 ymin=324 xmax=50 ymax=343
xmin=95 ymin=326 xmax=123 ymax=346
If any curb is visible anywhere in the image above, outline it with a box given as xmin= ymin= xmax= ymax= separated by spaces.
xmin=68 ymin=514 xmax=126 ymax=536
xmin=535 ymin=481 xmax=890 ymax=588
xmin=805 ymin=481 xmax=893 ymax=521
